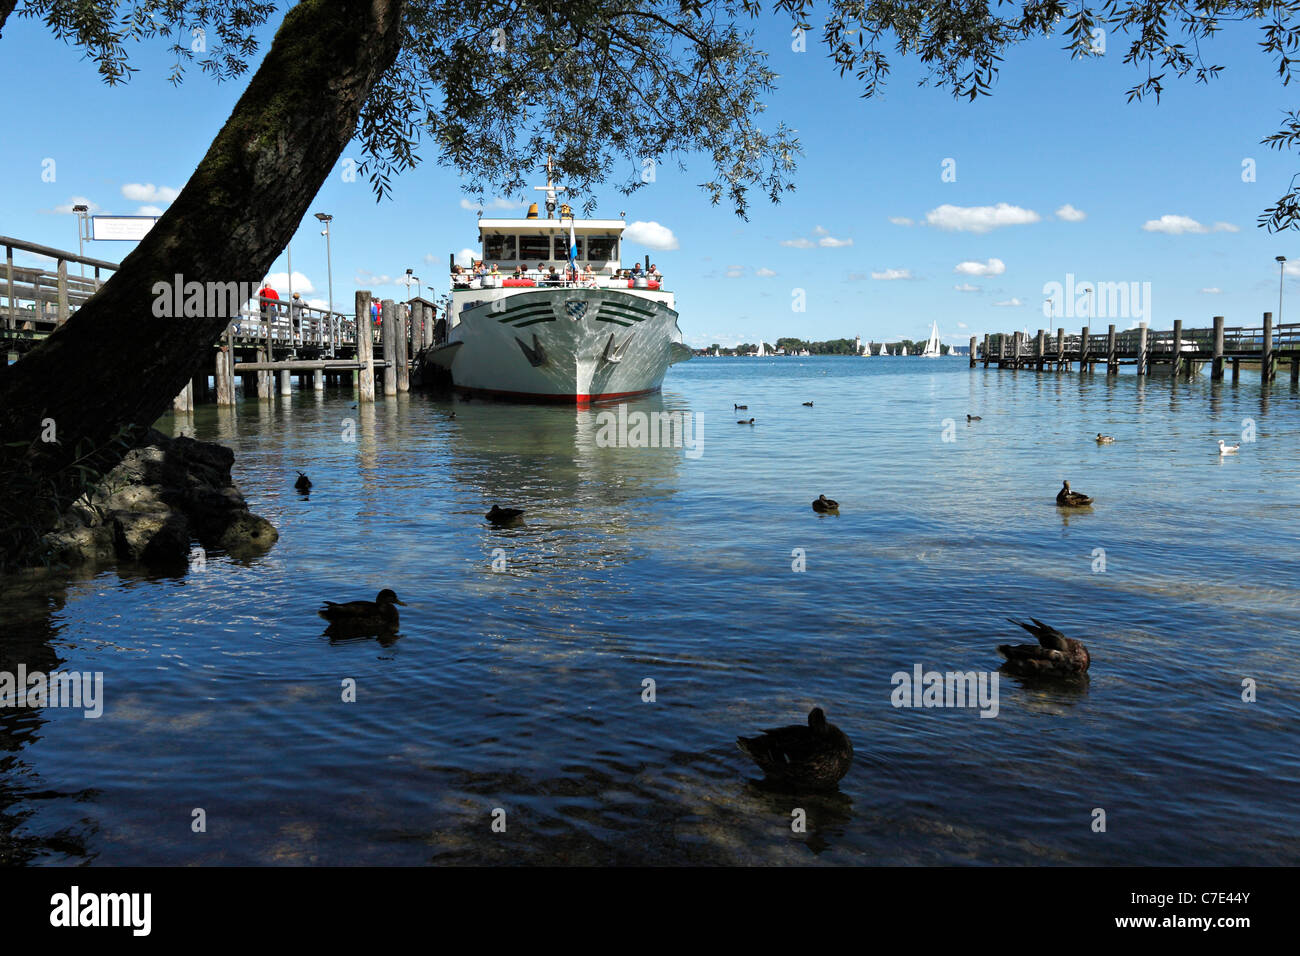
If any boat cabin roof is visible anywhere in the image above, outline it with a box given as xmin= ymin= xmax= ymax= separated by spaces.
xmin=477 ymin=218 xmax=626 ymax=236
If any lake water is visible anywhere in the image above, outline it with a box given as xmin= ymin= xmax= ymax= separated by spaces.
xmin=2 ymin=356 xmax=1298 ymax=865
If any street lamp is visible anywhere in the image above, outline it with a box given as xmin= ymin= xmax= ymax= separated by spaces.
xmin=71 ymin=204 xmax=89 ymax=277
xmin=1276 ymin=257 xmax=1287 ymax=342
xmin=315 ymin=213 xmax=334 ymax=355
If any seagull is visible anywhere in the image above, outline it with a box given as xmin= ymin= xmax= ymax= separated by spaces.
xmin=1218 ymin=440 xmax=1240 ymax=455
xmin=736 ymin=707 xmax=853 ymax=790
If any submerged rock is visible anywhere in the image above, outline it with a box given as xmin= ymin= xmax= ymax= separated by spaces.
xmin=37 ymin=429 xmax=277 ymax=571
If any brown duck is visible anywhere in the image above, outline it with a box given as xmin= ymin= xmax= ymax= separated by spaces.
xmin=998 ymin=618 xmax=1090 ymax=679
xmin=318 ymin=589 xmax=405 ymax=635
xmin=1056 ymin=480 xmax=1093 ymax=507
xmin=737 ymin=707 xmax=853 ymax=790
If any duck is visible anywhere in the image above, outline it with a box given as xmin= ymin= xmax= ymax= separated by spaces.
xmin=294 ymin=471 xmax=312 ymax=492
xmin=966 ymin=414 xmax=982 ymax=421
xmin=802 ymin=401 xmax=814 ymax=407
xmin=734 ymin=403 xmax=748 ymax=410
xmin=1096 ymin=433 xmax=1115 ymax=444
xmin=486 ymin=504 xmax=525 ymax=524
xmin=738 ymin=418 xmax=755 ymax=425
xmin=811 ymin=494 xmax=839 ymax=513
xmin=997 ymin=618 xmax=1090 ymax=679
xmin=318 ymin=589 xmax=405 ymax=634
xmin=1217 ymin=439 xmax=1240 ymax=455
xmin=737 ymin=707 xmax=853 ymax=790
xmin=1056 ymin=480 xmax=1093 ymax=507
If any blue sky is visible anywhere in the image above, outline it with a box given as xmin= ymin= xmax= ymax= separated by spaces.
xmin=2 ymin=8 xmax=1297 ymax=348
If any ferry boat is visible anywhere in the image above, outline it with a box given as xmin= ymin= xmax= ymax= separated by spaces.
xmin=424 ymin=162 xmax=691 ymax=402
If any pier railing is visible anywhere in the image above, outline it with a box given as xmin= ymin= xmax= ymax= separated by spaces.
xmin=2 ymin=235 xmax=118 ymax=329
xmin=973 ymin=314 xmax=1300 ymax=383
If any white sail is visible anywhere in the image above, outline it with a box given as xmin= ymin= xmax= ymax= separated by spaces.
xmin=901 ymin=345 xmax=908 ymax=356
xmin=878 ymin=343 xmax=887 ymax=356
xmin=922 ymin=321 xmax=942 ymax=357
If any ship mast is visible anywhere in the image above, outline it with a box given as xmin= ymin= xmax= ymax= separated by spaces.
xmin=533 ymin=154 xmax=566 ymax=219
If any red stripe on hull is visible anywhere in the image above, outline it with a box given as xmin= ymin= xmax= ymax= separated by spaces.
xmin=453 ymin=384 xmax=662 ymax=405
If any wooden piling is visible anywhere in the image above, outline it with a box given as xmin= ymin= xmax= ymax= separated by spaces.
xmin=1137 ymin=322 xmax=1148 ymax=376
xmin=313 ymin=368 xmax=324 ymax=391
xmin=356 ymin=290 xmax=375 ymax=402
xmin=1171 ymin=319 xmax=1182 ymax=377
xmin=982 ymin=333 xmax=990 ymax=368
xmin=1079 ymin=325 xmax=1089 ymax=373
xmin=396 ymin=303 xmax=410 ymax=392
xmin=215 ymin=348 xmax=233 ymax=405
xmin=381 ymin=299 xmax=397 ymax=396
xmin=1011 ymin=331 xmax=1022 ymax=369
xmin=56 ymin=258 xmax=69 ymax=324
xmin=423 ymin=303 xmax=435 ymax=349
xmin=969 ymin=336 xmax=977 ymax=368
xmin=257 ymin=348 xmax=272 ymax=399
xmin=1106 ymin=324 xmax=1117 ymax=375
xmin=279 ymin=368 xmax=291 ymax=396
xmin=1035 ymin=329 xmax=1045 ymax=371
xmin=1055 ymin=327 xmax=1065 ymax=370
xmin=172 ymin=379 xmax=193 ymax=414
xmin=1262 ymin=311 xmax=1274 ymax=382
xmin=1292 ymin=356 xmax=1300 ymax=386
xmin=1211 ymin=316 xmax=1225 ymax=380
xmin=1231 ymin=357 xmax=1240 ymax=382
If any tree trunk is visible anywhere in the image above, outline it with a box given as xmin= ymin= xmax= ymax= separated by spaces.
xmin=0 ymin=0 xmax=403 ymax=565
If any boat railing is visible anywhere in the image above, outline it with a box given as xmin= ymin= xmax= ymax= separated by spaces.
xmin=449 ymin=270 xmax=665 ymax=292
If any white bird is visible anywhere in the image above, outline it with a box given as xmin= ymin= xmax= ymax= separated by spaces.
xmin=1218 ymin=439 xmax=1240 ymax=455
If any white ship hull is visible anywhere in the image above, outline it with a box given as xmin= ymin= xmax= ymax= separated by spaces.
xmin=429 ymin=286 xmax=690 ymax=402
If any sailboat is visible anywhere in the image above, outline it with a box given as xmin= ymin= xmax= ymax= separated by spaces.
xmin=921 ymin=321 xmax=942 ymax=358
xmin=900 ymin=345 xmax=909 ymax=356
xmin=878 ymin=343 xmax=888 ymax=356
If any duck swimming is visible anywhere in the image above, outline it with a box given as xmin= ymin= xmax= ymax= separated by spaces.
xmin=734 ymin=404 xmax=748 ymax=410
xmin=967 ymin=414 xmax=982 ymax=421
xmin=318 ymin=589 xmax=405 ymax=635
xmin=738 ymin=418 xmax=755 ymax=425
xmin=1218 ymin=439 xmax=1240 ymax=455
xmin=1056 ymin=480 xmax=1093 ymax=507
xmin=486 ymin=505 xmax=525 ymax=524
xmin=737 ymin=707 xmax=853 ymax=790
xmin=803 ymin=401 xmax=814 ymax=407
xmin=1096 ymin=433 xmax=1115 ymax=444
xmin=294 ymin=471 xmax=312 ymax=492
xmin=812 ymin=494 xmax=839 ymax=513
xmin=997 ymin=618 xmax=1090 ymax=679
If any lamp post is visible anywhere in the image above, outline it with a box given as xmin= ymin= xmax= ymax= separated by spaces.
xmin=71 ymin=204 xmax=89 ymax=278
xmin=315 ymin=212 xmax=334 ymax=355
xmin=1276 ymin=257 xmax=1287 ymax=345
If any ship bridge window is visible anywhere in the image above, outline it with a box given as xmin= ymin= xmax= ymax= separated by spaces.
xmin=553 ymin=234 xmax=579 ymax=260
xmin=484 ymin=234 xmax=516 ymax=261
xmin=585 ymin=235 xmax=618 ymax=262
xmin=518 ymin=234 xmax=552 ymax=261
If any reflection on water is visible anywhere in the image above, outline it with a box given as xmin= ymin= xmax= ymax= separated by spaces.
xmin=2 ymin=358 xmax=1299 ymax=865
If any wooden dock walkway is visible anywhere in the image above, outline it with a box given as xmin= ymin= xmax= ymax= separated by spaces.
xmin=2 ymin=236 xmax=442 ymax=412
xmin=965 ymin=316 xmax=1300 ymax=384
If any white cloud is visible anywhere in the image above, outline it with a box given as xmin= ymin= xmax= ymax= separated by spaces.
xmin=954 ymin=258 xmax=1006 ymax=277
xmin=871 ymin=268 xmax=913 ymax=280
xmin=819 ymin=236 xmax=853 ymax=247
xmin=781 ymin=237 xmax=816 ymax=248
xmin=725 ymin=265 xmax=745 ymax=278
xmin=1200 ymin=287 xmax=1222 ymax=294
xmin=954 ymin=283 xmax=981 ymax=292
xmin=264 ymin=271 xmax=315 ymax=293
xmin=456 ymin=248 xmax=476 ymax=267
xmin=306 ymin=298 xmax=330 ymax=310
xmin=136 ymin=205 xmax=164 ymax=217
xmin=624 ymin=220 xmax=679 ymax=250
xmin=926 ymin=203 xmax=1040 ymax=233
xmin=993 ymin=298 xmax=1023 ymax=307
xmin=889 ymin=216 xmax=914 ymax=227
xmin=1141 ymin=214 xmax=1237 ymax=235
xmin=812 ymin=225 xmax=829 ymax=236
xmin=754 ymin=267 xmax=777 ymax=277
xmin=355 ymin=268 xmax=398 ymax=286
xmin=957 ymin=321 xmax=969 ymax=329
xmin=121 ymin=183 xmax=180 ymax=203
xmin=460 ymin=196 xmax=521 ymax=211
xmin=1056 ymin=204 xmax=1087 ymax=222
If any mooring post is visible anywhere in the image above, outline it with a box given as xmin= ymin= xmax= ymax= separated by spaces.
xmin=279 ymin=367 xmax=291 ymax=396
xmin=1137 ymin=322 xmax=1149 ymax=376
xmin=256 ymin=348 xmax=272 ymax=399
xmin=396 ymin=303 xmax=411 ymax=392
xmin=1211 ymin=315 xmax=1225 ymax=380
xmin=356 ymin=291 xmax=375 ymax=402
xmin=313 ymin=368 xmax=324 ymax=391
xmin=969 ymin=336 xmax=977 ymax=368
xmin=1106 ymin=324 xmax=1117 ymax=375
xmin=1079 ymin=325 xmax=1090 ymax=373
xmin=56 ymin=257 xmax=70 ymax=324
xmin=215 ymin=348 xmax=232 ymax=405
xmin=1262 ymin=311 xmax=1274 ymax=383
xmin=424 ymin=304 xmax=435 ymax=349
xmin=1011 ymin=331 xmax=1022 ymax=369
xmin=172 ymin=380 xmax=193 ymax=414
xmin=381 ymin=299 xmax=397 ymax=396
xmin=1055 ymin=327 xmax=1064 ymax=370
xmin=1035 ymin=329 xmax=1045 ymax=371
xmin=982 ymin=333 xmax=990 ymax=368
xmin=1170 ymin=319 xmax=1183 ymax=377
xmin=1232 ymin=357 xmax=1240 ymax=381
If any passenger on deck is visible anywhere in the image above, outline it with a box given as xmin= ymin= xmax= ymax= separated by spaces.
xmin=489 ymin=263 xmax=500 ymax=276
xmin=631 ymin=262 xmax=644 ymax=277
xmin=648 ymin=263 xmax=661 ymax=279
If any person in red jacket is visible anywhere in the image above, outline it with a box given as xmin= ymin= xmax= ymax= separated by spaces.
xmin=256 ymin=281 xmax=279 ymax=329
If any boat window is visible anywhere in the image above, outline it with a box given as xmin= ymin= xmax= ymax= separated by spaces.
xmin=518 ymin=234 xmax=552 ymax=260
xmin=484 ymin=234 xmax=515 ymax=261
xmin=586 ymin=235 xmax=617 ymax=261
xmin=553 ymin=235 xmax=580 ymax=260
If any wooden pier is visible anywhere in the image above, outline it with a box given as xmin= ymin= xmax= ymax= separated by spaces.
xmin=965 ymin=316 xmax=1300 ymax=385
xmin=2 ymin=236 xmax=443 ymax=412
